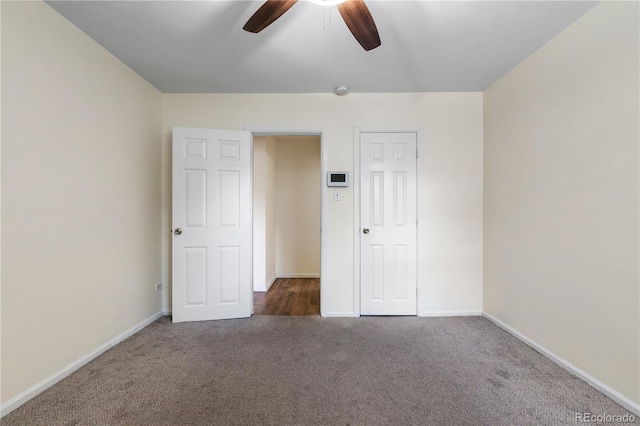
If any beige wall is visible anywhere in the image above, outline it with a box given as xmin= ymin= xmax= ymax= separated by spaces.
xmin=275 ymin=136 xmax=321 ymax=277
xmin=1 ymin=1 xmax=163 ymax=406
xmin=162 ymin=92 xmax=484 ymax=315
xmin=484 ymin=1 xmax=639 ymax=406
xmin=252 ymin=136 xmax=277 ymax=291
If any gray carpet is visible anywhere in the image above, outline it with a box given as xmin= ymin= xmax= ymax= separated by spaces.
xmin=3 ymin=316 xmax=633 ymax=425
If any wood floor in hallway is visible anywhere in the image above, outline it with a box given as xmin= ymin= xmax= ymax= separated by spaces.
xmin=254 ymin=278 xmax=320 ymax=316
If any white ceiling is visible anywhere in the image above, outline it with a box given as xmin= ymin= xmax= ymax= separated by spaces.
xmin=45 ymin=0 xmax=598 ymax=93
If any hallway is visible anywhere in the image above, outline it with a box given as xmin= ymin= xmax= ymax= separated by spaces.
xmin=254 ymin=278 xmax=320 ymax=316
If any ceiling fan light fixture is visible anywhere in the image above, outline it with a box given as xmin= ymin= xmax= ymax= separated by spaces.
xmin=308 ymin=0 xmax=347 ymax=6
xmin=335 ymin=85 xmax=349 ymax=96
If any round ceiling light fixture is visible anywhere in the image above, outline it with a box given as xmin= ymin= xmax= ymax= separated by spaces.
xmin=308 ymin=0 xmax=347 ymax=6
xmin=335 ymin=85 xmax=349 ymax=96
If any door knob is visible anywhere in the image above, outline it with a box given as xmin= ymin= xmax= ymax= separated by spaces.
xmin=363 ymin=228 xmax=370 ymax=234
xmin=174 ymin=228 xmax=182 ymax=235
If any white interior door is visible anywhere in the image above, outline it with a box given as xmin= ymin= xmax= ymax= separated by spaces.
xmin=360 ymin=132 xmax=417 ymax=315
xmin=172 ymin=127 xmax=252 ymax=323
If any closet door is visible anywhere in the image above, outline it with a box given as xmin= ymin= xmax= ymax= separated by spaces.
xmin=360 ymin=132 xmax=417 ymax=315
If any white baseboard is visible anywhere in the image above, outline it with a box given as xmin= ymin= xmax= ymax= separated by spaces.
xmin=0 ymin=310 xmax=165 ymax=418
xmin=276 ymin=273 xmax=321 ymax=279
xmin=253 ymin=275 xmax=277 ymax=292
xmin=482 ymin=312 xmax=640 ymax=416
xmin=322 ymin=312 xmax=359 ymax=317
xmin=254 ymin=274 xmax=316 ymax=292
xmin=266 ymin=274 xmax=277 ymax=290
xmin=323 ymin=310 xmax=482 ymax=318
xmin=420 ymin=310 xmax=482 ymax=317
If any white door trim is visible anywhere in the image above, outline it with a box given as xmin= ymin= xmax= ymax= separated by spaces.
xmin=353 ymin=127 xmax=425 ymax=316
xmin=244 ymin=126 xmax=327 ymax=317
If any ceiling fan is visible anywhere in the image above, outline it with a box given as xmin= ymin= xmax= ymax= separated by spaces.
xmin=243 ymin=0 xmax=381 ymax=51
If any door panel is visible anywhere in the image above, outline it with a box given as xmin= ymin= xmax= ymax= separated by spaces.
xmin=219 ymin=246 xmax=240 ymax=303
xmin=219 ymin=171 xmax=240 ymax=226
xmin=394 ymin=244 xmax=407 ymax=300
xmin=394 ymin=172 xmax=407 ymax=226
xmin=185 ymin=247 xmax=207 ymax=305
xmin=172 ymin=127 xmax=251 ymax=323
xmin=185 ymin=170 xmax=207 ymax=227
xmin=361 ymin=132 xmax=417 ymax=315
xmin=371 ymin=172 xmax=384 ymax=225
xmin=371 ymin=245 xmax=384 ymax=300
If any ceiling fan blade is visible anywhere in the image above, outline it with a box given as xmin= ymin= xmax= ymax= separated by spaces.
xmin=243 ymin=0 xmax=299 ymax=33
xmin=337 ymin=0 xmax=381 ymax=51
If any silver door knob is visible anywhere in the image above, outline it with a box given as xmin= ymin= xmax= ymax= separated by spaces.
xmin=363 ymin=228 xmax=370 ymax=234
xmin=174 ymin=228 xmax=182 ymax=235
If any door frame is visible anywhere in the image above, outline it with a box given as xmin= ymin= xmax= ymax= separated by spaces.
xmin=353 ymin=127 xmax=426 ymax=316
xmin=244 ymin=126 xmax=327 ymax=317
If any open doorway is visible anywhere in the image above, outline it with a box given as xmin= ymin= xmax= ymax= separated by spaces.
xmin=252 ymin=135 xmax=321 ymax=315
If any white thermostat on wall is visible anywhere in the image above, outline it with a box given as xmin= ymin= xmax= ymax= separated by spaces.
xmin=327 ymin=171 xmax=349 ymax=187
